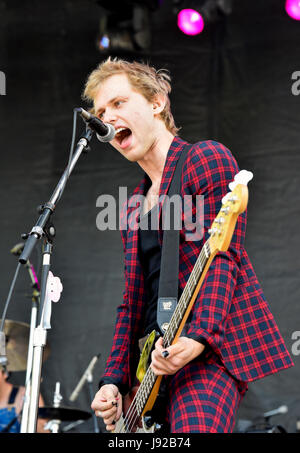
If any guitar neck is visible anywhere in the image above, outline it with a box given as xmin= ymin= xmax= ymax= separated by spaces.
xmin=163 ymin=239 xmax=211 ymax=348
xmin=134 ymin=239 xmax=212 ymax=416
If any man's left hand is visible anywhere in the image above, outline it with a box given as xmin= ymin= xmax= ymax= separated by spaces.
xmin=150 ymin=336 xmax=205 ymax=376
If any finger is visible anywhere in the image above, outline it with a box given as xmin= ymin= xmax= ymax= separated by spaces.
xmin=155 ymin=337 xmax=163 ymax=348
xmin=101 ymin=388 xmax=118 ymax=401
xmin=155 ymin=337 xmax=177 ymax=359
xmin=150 ymin=362 xmax=165 ymax=376
xmin=161 ymin=341 xmax=185 ymax=359
xmin=116 ymin=398 xmax=122 ymax=421
xmin=96 ymin=400 xmax=117 ymax=411
xmin=97 ymin=406 xmax=117 ymax=419
xmin=153 ymin=341 xmax=168 ymax=357
xmin=103 ymin=412 xmax=117 ymax=426
xmin=106 ymin=422 xmax=116 ymax=431
xmin=92 ymin=397 xmax=117 ymax=412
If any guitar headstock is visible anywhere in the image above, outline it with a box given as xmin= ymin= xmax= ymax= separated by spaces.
xmin=208 ymin=170 xmax=253 ymax=253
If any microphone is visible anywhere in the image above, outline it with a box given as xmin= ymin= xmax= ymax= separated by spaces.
xmin=75 ymin=107 xmax=115 ymax=142
xmin=263 ymin=405 xmax=288 ymax=418
xmin=69 ymin=353 xmax=100 ymax=402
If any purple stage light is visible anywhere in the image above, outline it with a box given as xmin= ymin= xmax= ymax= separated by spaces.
xmin=285 ymin=0 xmax=300 ymax=20
xmin=177 ymin=9 xmax=204 ymax=35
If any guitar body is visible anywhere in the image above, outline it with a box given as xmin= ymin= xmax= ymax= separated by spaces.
xmin=114 ymin=386 xmax=156 ymax=433
xmin=114 ymin=332 xmax=168 ymax=433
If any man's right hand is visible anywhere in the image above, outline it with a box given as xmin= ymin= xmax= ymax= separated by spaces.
xmin=91 ymin=384 xmax=122 ymax=431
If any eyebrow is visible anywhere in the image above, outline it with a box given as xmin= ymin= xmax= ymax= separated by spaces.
xmin=95 ymin=96 xmax=128 ymax=116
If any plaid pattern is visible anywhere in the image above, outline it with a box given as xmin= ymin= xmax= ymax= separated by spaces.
xmin=101 ymin=136 xmax=293 ymax=394
xmin=166 ymin=353 xmax=248 ymax=433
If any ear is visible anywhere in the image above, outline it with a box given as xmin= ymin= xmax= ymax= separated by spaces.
xmin=152 ymin=93 xmax=166 ymax=116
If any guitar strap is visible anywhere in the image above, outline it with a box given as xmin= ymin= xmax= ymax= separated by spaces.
xmin=156 ymin=143 xmax=193 ymax=334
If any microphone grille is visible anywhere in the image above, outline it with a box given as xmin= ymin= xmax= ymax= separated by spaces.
xmin=96 ymin=124 xmax=115 ymax=143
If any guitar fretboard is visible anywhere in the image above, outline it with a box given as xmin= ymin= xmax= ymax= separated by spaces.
xmin=134 ymin=239 xmax=211 ymax=416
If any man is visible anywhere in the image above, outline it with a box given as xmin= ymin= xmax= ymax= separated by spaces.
xmin=84 ymin=57 xmax=293 ymax=433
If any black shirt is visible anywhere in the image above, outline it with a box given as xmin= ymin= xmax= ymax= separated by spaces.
xmin=138 ymin=204 xmax=161 ymax=335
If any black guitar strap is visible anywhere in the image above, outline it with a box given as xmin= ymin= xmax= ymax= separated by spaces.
xmin=156 ymin=144 xmax=192 ymax=334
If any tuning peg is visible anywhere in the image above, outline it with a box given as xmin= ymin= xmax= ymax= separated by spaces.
xmin=208 ymin=227 xmax=221 ymax=235
xmin=215 ymin=217 xmax=225 ymax=224
xmin=222 ymin=193 xmax=231 ymax=204
xmin=228 ymin=195 xmax=238 ymax=203
xmin=221 ymin=206 xmax=230 ymax=214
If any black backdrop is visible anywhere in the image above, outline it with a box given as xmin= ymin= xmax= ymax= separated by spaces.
xmin=0 ymin=0 xmax=299 ymax=433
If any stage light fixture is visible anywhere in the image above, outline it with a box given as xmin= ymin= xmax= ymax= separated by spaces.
xmin=285 ymin=0 xmax=300 ymax=20
xmin=174 ymin=0 xmax=232 ymax=35
xmin=177 ymin=9 xmax=204 ymax=35
xmin=95 ymin=0 xmax=160 ymax=52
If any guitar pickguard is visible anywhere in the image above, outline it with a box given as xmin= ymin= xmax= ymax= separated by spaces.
xmin=136 ymin=330 xmax=158 ymax=383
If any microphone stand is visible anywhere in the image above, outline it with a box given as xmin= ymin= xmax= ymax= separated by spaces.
xmin=20 ymin=128 xmax=94 ymax=432
xmin=20 ymin=259 xmax=40 ymax=433
xmin=69 ymin=354 xmax=101 ymax=433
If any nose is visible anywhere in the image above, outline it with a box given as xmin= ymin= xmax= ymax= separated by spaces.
xmin=102 ymin=107 xmax=117 ymax=125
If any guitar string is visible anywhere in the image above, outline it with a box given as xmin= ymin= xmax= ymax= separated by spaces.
xmin=121 ymin=247 xmax=209 ymax=432
xmin=117 ymin=243 xmax=211 ymax=432
xmin=118 ymin=246 xmax=210 ymax=432
xmin=119 ymin=206 xmax=240 ymax=430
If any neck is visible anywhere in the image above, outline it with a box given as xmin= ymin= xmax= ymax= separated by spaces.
xmin=137 ymin=127 xmax=175 ymax=187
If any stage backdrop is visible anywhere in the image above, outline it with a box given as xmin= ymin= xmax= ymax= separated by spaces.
xmin=0 ymin=0 xmax=299 ymax=432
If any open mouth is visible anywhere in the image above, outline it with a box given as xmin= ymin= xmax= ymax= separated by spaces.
xmin=114 ymin=127 xmax=132 ymax=148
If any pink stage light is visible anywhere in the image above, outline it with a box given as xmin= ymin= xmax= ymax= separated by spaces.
xmin=177 ymin=9 xmax=204 ymax=35
xmin=285 ymin=0 xmax=300 ymax=20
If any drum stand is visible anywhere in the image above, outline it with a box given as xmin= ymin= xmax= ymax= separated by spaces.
xmin=44 ymin=382 xmax=63 ymax=433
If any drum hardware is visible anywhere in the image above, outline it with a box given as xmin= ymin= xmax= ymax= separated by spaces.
xmin=41 ymin=382 xmax=91 ymax=433
xmin=236 ymin=404 xmax=288 ymax=433
xmin=0 ymin=319 xmax=50 ymax=372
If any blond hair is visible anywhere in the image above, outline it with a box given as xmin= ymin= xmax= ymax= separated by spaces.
xmin=83 ymin=57 xmax=179 ymax=135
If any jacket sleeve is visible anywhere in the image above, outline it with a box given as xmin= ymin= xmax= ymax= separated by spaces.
xmin=183 ymin=141 xmax=247 ymax=358
xmin=98 ymin=213 xmax=131 ymax=395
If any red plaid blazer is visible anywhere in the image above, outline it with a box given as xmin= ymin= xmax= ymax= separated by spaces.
xmin=100 ymin=136 xmax=293 ymax=393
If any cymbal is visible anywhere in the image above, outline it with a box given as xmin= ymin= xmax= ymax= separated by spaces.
xmin=38 ymin=406 xmax=91 ymax=422
xmin=0 ymin=319 xmax=50 ymax=372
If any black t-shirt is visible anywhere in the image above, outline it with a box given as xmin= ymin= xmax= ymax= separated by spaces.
xmin=138 ymin=204 xmax=161 ymax=335
xmin=138 ymin=203 xmax=207 ymax=346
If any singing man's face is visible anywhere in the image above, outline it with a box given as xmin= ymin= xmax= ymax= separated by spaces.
xmin=93 ymin=73 xmax=162 ymax=162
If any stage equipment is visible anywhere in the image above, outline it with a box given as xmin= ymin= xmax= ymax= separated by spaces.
xmin=69 ymin=353 xmax=101 ymax=433
xmin=9 ymin=242 xmax=44 ymax=433
xmin=174 ymin=0 xmax=232 ymax=35
xmin=75 ymin=108 xmax=115 ymax=142
xmin=236 ymin=405 xmax=289 ymax=433
xmin=0 ymin=108 xmax=103 ymax=432
xmin=177 ymin=8 xmax=204 ymax=35
xmin=42 ymin=382 xmax=91 ymax=433
xmin=285 ymin=0 xmax=300 ymax=20
xmin=0 ymin=319 xmax=49 ymax=372
xmin=95 ymin=0 xmax=160 ymax=52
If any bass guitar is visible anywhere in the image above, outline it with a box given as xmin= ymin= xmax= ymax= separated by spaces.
xmin=114 ymin=169 xmax=253 ymax=433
